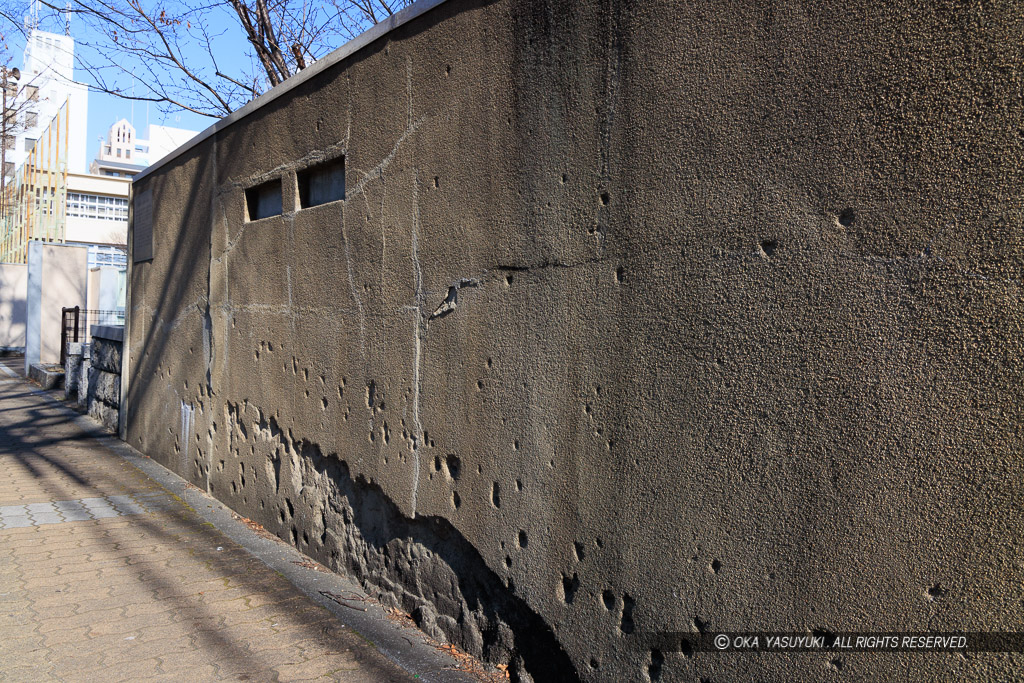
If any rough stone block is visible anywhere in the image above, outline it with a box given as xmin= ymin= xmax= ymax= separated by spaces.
xmin=90 ymin=337 xmax=122 ymax=374
xmin=88 ymin=399 xmax=119 ymax=432
xmin=88 ymin=368 xmax=120 ymax=407
xmin=64 ymin=347 xmax=82 ymax=398
xmin=76 ymin=358 xmax=91 ymax=410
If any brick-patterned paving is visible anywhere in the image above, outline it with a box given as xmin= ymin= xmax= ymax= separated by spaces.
xmin=0 ymin=371 xmax=409 ymax=681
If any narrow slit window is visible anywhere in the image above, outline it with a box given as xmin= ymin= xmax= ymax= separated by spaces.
xmin=298 ymin=157 xmax=345 ymax=209
xmin=245 ymin=179 xmax=282 ymax=221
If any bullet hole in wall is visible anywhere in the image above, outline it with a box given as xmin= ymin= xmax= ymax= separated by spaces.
xmin=366 ymin=379 xmax=376 ymax=409
xmin=620 ymin=595 xmax=636 ymax=634
xmin=491 ymin=481 xmax=501 ymax=508
xmin=838 ymin=207 xmax=856 ymax=227
xmin=561 ymin=572 xmax=580 ymax=604
xmin=446 ymin=454 xmax=461 ymax=480
xmin=760 ymin=240 xmax=777 ymax=257
xmin=648 ymin=649 xmax=664 ymax=681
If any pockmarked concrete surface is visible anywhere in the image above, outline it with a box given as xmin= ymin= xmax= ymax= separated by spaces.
xmin=126 ymin=0 xmax=1024 ymax=680
xmin=0 ymin=369 xmax=415 ymax=681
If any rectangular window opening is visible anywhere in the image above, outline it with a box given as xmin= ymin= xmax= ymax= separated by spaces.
xmin=245 ymin=179 xmax=283 ymax=221
xmin=297 ymin=156 xmax=345 ymax=209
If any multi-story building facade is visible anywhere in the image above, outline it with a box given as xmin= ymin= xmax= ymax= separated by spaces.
xmin=4 ymin=27 xmax=88 ymax=179
xmin=90 ymin=120 xmax=198 ymax=178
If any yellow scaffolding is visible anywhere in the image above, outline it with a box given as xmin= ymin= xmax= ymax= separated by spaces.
xmin=0 ymin=97 xmax=69 ymax=263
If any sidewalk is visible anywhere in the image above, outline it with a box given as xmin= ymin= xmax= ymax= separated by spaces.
xmin=0 ymin=360 xmax=469 ymax=682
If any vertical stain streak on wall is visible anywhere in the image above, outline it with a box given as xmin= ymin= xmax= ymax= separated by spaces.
xmin=595 ymin=0 xmax=623 ymax=242
xmin=180 ymin=400 xmax=194 ymax=473
xmin=409 ymin=169 xmax=424 ymax=517
xmin=340 ymin=207 xmax=368 ymax=363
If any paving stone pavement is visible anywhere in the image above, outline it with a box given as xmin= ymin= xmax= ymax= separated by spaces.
xmin=0 ymin=366 xmax=412 ymax=682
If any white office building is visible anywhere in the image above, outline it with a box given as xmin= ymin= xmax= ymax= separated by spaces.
xmin=91 ymin=120 xmax=199 ymax=177
xmin=4 ymin=27 xmax=88 ymax=179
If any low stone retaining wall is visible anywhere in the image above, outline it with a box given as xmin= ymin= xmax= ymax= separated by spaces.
xmin=68 ymin=325 xmax=123 ymax=432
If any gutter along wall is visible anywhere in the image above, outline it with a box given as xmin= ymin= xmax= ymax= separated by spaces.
xmin=125 ymin=0 xmax=1024 ymax=680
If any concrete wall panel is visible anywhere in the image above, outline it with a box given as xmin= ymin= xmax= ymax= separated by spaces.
xmin=125 ymin=0 xmax=1024 ymax=679
xmin=0 ymin=264 xmax=27 ymax=350
xmin=25 ymin=243 xmax=87 ymax=370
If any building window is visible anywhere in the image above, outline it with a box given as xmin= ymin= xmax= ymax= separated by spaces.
xmin=245 ymin=179 xmax=282 ymax=221
xmin=116 ymin=148 xmax=121 ymax=158
xmin=3 ymin=162 xmax=13 ymax=177
xmin=125 ymin=149 xmax=130 ymax=159
xmin=3 ymin=136 xmax=13 ymax=150
xmin=89 ymin=244 xmax=127 ymax=268
xmin=26 ymin=86 xmax=38 ymax=102
xmin=24 ymin=138 xmax=35 ymax=151
xmin=25 ymin=112 xmax=37 ymax=128
xmin=297 ymin=156 xmax=345 ymax=209
xmin=67 ymin=192 xmax=129 ymax=221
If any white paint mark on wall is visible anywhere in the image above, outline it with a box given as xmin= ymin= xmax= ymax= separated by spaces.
xmin=410 ymin=170 xmax=424 ymax=518
xmin=180 ymin=400 xmax=195 ymax=472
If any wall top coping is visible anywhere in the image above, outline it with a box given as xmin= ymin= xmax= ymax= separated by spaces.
xmin=132 ymin=0 xmax=449 ymax=185
xmin=91 ymin=325 xmax=125 ymax=342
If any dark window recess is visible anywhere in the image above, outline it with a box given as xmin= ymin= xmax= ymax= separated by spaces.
xmin=245 ymin=179 xmax=283 ymax=221
xmin=298 ymin=157 xmax=345 ymax=209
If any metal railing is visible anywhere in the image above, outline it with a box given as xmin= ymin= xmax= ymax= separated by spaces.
xmin=60 ymin=307 xmax=124 ymax=365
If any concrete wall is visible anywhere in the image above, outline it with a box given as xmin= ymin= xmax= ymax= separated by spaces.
xmin=26 ymin=242 xmax=88 ymax=372
xmin=124 ymin=1 xmax=1024 ymax=680
xmin=0 ymin=264 xmax=27 ymax=350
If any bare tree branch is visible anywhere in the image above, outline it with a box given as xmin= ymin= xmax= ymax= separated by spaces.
xmin=0 ymin=0 xmax=412 ymax=118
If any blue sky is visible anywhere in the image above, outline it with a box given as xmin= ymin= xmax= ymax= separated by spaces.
xmin=9 ymin=7 xmax=241 ymax=164
xmin=8 ymin=2 xmax=385 ymax=165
